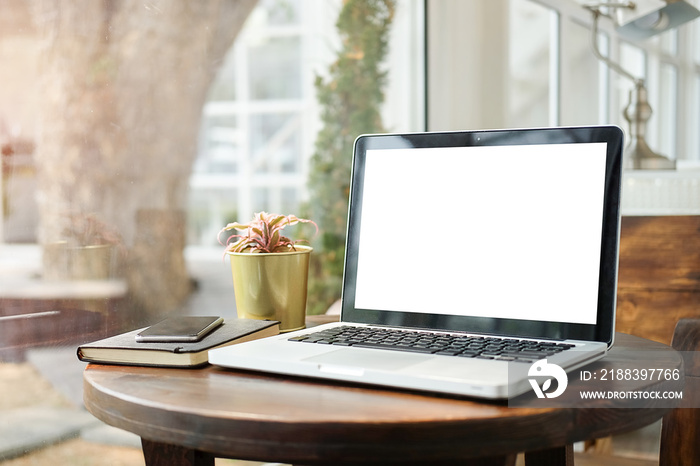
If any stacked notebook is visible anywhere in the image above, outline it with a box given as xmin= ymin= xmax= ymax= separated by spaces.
xmin=78 ymin=318 xmax=279 ymax=367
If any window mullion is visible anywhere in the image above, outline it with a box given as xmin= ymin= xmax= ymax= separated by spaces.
xmin=549 ymin=10 xmax=561 ymax=126
xmin=675 ymin=25 xmax=696 ymax=161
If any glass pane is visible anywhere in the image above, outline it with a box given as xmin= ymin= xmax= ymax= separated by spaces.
xmin=196 ymin=113 xmax=240 ymax=174
xmin=656 ymin=29 xmax=678 ymax=56
xmin=694 ymin=76 xmax=700 ymax=160
xmin=618 ymin=42 xmax=647 ymax=135
xmin=261 ymin=0 xmax=302 ymax=26
xmin=560 ymin=19 xmax=605 ymax=126
xmin=250 ymin=113 xmax=301 ymax=174
xmin=508 ymin=0 xmax=552 ymax=127
xmin=598 ymin=33 xmax=611 ymax=124
xmin=188 ymin=188 xmax=238 ymax=246
xmin=620 ymin=42 xmax=646 ymax=78
xmin=281 ymin=187 xmax=298 ymax=214
xmin=697 ymin=22 xmax=700 ymax=64
xmin=207 ymin=48 xmax=238 ymax=101
xmin=249 ymin=36 xmax=302 ymax=100
xmin=252 ymin=187 xmax=270 ymax=213
xmin=658 ymin=64 xmax=678 ymax=159
xmin=0 ymin=0 xmax=426 ymax=463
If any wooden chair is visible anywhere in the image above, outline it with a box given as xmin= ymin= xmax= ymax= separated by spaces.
xmin=574 ymin=318 xmax=700 ymax=466
xmin=658 ymin=318 xmax=700 ymax=465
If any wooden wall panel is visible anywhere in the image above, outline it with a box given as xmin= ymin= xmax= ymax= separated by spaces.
xmin=616 ymin=216 xmax=700 ymax=345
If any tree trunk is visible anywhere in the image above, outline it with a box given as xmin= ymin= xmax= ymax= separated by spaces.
xmin=31 ymin=0 xmax=257 ymax=316
xmin=129 ymin=208 xmax=190 ymax=322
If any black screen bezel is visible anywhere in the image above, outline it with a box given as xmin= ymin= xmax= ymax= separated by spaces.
xmin=340 ymin=126 xmax=623 ymax=346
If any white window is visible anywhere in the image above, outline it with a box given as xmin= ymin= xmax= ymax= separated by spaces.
xmin=428 ymin=0 xmax=700 ymax=164
xmin=189 ymin=0 xmax=425 ymax=246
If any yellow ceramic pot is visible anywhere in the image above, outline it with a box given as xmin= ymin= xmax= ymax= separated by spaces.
xmin=227 ymin=245 xmax=312 ymax=332
xmin=43 ymin=242 xmax=114 ymax=280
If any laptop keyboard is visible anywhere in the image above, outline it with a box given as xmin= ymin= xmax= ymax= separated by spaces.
xmin=288 ymin=326 xmax=574 ymax=363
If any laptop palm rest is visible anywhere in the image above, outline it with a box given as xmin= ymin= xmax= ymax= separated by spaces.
xmin=305 ymin=348 xmax=427 ymax=375
xmin=303 ymin=347 xmax=510 ymax=387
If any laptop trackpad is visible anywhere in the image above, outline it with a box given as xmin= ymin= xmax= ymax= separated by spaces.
xmin=304 ymin=348 xmax=427 ymax=375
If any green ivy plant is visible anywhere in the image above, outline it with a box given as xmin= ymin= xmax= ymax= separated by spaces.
xmin=305 ymin=0 xmax=395 ymax=314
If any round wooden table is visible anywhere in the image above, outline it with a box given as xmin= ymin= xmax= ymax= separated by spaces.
xmin=83 ymin=333 xmax=684 ymax=466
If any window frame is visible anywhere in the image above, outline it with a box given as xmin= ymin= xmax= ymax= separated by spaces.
xmin=527 ymin=0 xmax=699 ymax=161
xmin=427 ymin=0 xmax=700 ymax=163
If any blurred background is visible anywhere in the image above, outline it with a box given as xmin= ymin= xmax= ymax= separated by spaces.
xmin=1 ymin=0 xmax=698 ymax=464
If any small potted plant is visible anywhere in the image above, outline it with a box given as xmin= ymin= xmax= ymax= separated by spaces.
xmin=219 ymin=212 xmax=317 ymax=332
xmin=44 ymin=213 xmax=124 ymax=280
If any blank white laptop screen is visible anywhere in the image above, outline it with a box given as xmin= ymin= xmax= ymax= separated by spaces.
xmin=353 ymin=142 xmax=608 ymax=325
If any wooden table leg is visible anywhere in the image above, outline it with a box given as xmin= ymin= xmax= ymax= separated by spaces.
xmin=293 ymin=455 xmax=516 ymax=466
xmin=524 ymin=444 xmax=573 ymax=466
xmin=141 ymin=438 xmax=215 ymax=466
xmin=465 ymin=454 xmax=517 ymax=466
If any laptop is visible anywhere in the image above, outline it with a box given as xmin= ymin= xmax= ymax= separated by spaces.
xmin=209 ymin=125 xmax=624 ymax=399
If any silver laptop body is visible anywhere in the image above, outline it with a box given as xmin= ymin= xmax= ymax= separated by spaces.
xmin=209 ymin=126 xmax=624 ymax=399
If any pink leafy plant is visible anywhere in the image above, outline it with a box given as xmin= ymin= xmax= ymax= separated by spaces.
xmin=62 ymin=212 xmax=123 ymax=248
xmin=218 ymin=212 xmax=317 ymax=254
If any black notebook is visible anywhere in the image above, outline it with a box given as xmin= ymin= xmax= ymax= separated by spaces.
xmin=78 ymin=318 xmax=279 ymax=367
